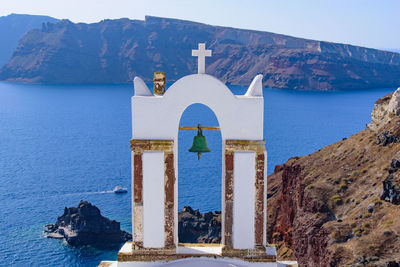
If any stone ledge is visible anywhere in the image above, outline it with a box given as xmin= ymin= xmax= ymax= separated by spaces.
xmin=225 ymin=140 xmax=265 ymax=153
xmin=118 ymin=253 xmax=277 ymax=263
xmin=130 ymin=139 xmax=174 ymax=153
xmin=100 ymin=258 xmax=297 ymax=266
xmin=118 ymin=242 xmax=277 ymax=263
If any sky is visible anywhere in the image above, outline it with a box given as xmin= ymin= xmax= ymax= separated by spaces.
xmin=1 ymin=0 xmax=399 ymax=50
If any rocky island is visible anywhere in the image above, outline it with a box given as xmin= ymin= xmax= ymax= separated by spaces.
xmin=45 ymin=201 xmax=131 ymax=248
xmin=267 ymin=88 xmax=400 ymax=266
xmin=46 ymin=201 xmax=221 ymax=248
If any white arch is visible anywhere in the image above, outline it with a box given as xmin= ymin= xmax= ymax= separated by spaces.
xmin=132 ymin=74 xmax=264 ymax=141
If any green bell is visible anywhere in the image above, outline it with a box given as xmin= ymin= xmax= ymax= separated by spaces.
xmin=189 ymin=124 xmax=211 ymax=160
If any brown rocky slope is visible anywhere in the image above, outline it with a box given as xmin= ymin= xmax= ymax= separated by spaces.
xmin=267 ymin=88 xmax=400 ymax=266
xmin=1 ymin=16 xmax=400 ymax=90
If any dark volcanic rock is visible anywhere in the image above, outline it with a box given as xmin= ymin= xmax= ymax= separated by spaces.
xmin=376 ymin=131 xmax=400 ymax=146
xmin=178 ymin=206 xmax=221 ymax=243
xmin=381 ymin=160 xmax=400 ymax=204
xmin=46 ymin=201 xmax=221 ymax=247
xmin=391 ymin=159 xmax=400 ymax=169
xmin=1 ymin=16 xmax=400 ymax=90
xmin=387 ymin=261 xmax=400 ymax=267
xmin=45 ymin=201 xmax=131 ymax=247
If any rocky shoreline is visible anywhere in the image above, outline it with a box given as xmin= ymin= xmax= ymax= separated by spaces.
xmin=46 ymin=201 xmax=221 ymax=247
xmin=178 ymin=206 xmax=221 ymax=243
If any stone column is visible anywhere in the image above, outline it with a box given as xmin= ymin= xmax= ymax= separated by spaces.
xmin=224 ymin=140 xmax=266 ymax=250
xmin=130 ymin=139 xmax=175 ymax=250
xmin=254 ymin=152 xmax=265 ymax=248
xmin=132 ymin=145 xmax=144 ymax=248
xmin=224 ymin=152 xmax=234 ymax=248
xmin=164 ymin=152 xmax=175 ymax=248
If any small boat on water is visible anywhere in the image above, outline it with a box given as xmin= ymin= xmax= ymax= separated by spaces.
xmin=113 ymin=170 xmax=128 ymax=194
xmin=113 ymin=186 xmax=128 ymax=194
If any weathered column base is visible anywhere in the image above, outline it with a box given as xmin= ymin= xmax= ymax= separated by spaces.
xmin=221 ymin=245 xmax=277 ymax=262
xmin=130 ymin=241 xmax=175 ymax=251
xmin=119 ymin=242 xmax=177 ymax=262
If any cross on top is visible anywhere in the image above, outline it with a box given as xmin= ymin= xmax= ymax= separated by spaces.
xmin=192 ymin=43 xmax=212 ymax=74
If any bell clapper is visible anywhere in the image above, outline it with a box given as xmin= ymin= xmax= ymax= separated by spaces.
xmin=197 ymin=124 xmax=202 ymax=135
xmin=195 ymin=124 xmax=203 ymax=161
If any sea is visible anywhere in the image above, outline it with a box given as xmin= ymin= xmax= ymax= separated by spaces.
xmin=0 ymin=81 xmax=395 ymax=266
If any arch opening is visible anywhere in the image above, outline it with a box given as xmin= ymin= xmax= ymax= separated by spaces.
xmin=177 ymin=103 xmax=222 ymax=244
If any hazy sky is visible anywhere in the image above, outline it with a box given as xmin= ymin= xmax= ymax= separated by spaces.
xmin=1 ymin=0 xmax=399 ymax=49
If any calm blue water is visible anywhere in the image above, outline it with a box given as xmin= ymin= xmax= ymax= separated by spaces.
xmin=0 ymin=81 xmax=394 ymax=266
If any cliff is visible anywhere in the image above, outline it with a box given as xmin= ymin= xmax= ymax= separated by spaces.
xmin=1 ymin=16 xmax=400 ymax=90
xmin=267 ymin=88 xmax=400 ymax=266
xmin=0 ymin=14 xmax=58 ymax=67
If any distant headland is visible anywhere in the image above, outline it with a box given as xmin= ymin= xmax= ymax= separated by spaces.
xmin=1 ymin=15 xmax=400 ymax=90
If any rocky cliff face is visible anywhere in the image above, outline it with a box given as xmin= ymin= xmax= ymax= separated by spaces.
xmin=1 ymin=16 xmax=400 ymax=90
xmin=0 ymin=14 xmax=58 ymax=67
xmin=267 ymin=88 xmax=400 ymax=266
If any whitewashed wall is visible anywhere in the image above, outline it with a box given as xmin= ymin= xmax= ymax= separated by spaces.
xmin=233 ymin=152 xmax=255 ymax=249
xmin=143 ymin=151 xmax=165 ymax=248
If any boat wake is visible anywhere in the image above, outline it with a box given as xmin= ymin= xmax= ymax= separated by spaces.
xmin=63 ymin=190 xmax=114 ymax=197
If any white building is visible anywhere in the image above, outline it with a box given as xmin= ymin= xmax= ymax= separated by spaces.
xmin=100 ymin=43 xmax=297 ymax=267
